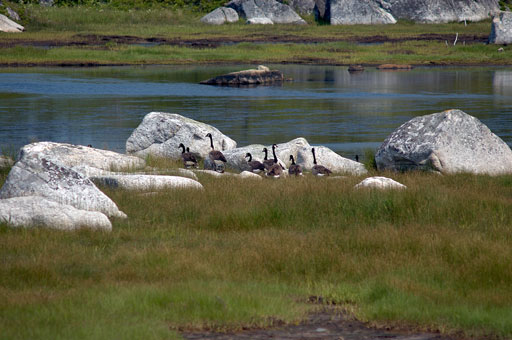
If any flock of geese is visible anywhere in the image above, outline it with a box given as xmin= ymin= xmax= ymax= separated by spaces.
xmin=178 ymin=134 xmax=333 ymax=178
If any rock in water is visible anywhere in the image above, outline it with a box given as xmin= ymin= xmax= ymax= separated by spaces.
xmin=200 ymin=7 xmax=239 ymax=24
xmin=329 ymin=0 xmax=396 ymax=25
xmin=489 ymin=11 xmax=512 ymax=44
xmin=227 ymin=0 xmax=307 ymax=24
xmin=0 ymin=143 xmax=127 ymax=218
xmin=0 ymin=13 xmax=23 ymax=32
xmin=125 ymin=112 xmax=237 ymax=160
xmin=376 ymin=0 xmax=499 ymax=23
xmin=0 ymin=196 xmax=112 ymax=231
xmin=200 ymin=65 xmax=285 ymax=86
xmin=354 ymin=176 xmax=406 ymax=190
xmin=375 ymin=109 xmax=512 ymax=175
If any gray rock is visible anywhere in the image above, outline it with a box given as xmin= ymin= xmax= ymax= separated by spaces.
xmin=91 ymin=175 xmax=203 ymax=190
xmin=0 ymin=155 xmax=13 ymax=169
xmin=375 ymin=109 xmax=512 ymax=175
xmin=6 ymin=7 xmax=20 ymax=22
xmin=285 ymin=0 xmax=316 ymax=14
xmin=17 ymin=142 xmax=146 ymax=178
xmin=125 ymin=112 xmax=237 ymax=161
xmin=296 ymin=146 xmax=368 ymax=175
xmin=330 ymin=0 xmax=396 ymax=25
xmin=354 ymin=176 xmax=406 ymax=190
xmin=0 ymin=143 xmax=126 ymax=218
xmin=223 ymin=138 xmax=310 ymax=172
xmin=314 ymin=0 xmax=328 ymax=20
xmin=376 ymin=0 xmax=499 ymax=23
xmin=200 ymin=7 xmax=239 ymax=24
xmin=227 ymin=0 xmax=307 ymax=24
xmin=0 ymin=196 xmax=112 ymax=231
xmin=246 ymin=17 xmax=274 ymax=24
xmin=489 ymin=11 xmax=512 ymax=44
xmin=0 ymin=13 xmax=23 ymax=32
xmin=200 ymin=65 xmax=284 ymax=85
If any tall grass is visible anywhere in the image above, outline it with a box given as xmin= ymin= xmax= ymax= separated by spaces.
xmin=2 ymin=163 xmax=512 ymax=339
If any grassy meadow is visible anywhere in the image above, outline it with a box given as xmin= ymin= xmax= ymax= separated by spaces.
xmin=0 ymin=5 xmax=511 ymax=66
xmin=2 ymin=158 xmax=512 ymax=339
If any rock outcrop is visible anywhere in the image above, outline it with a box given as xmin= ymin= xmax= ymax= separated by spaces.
xmin=200 ymin=7 xmax=239 ymax=24
xmin=125 ymin=112 xmax=237 ymax=160
xmin=227 ymin=0 xmax=307 ymax=24
xmin=489 ymin=11 xmax=512 ymax=44
xmin=6 ymin=7 xmax=20 ymax=22
xmin=0 ymin=196 xmax=112 ymax=231
xmin=354 ymin=176 xmax=407 ymax=190
xmin=330 ymin=0 xmax=397 ymax=25
xmin=287 ymin=0 xmax=316 ymax=14
xmin=223 ymin=138 xmax=310 ymax=172
xmin=200 ymin=65 xmax=285 ymax=86
xmin=0 ymin=13 xmax=23 ymax=32
xmin=295 ymin=146 xmax=368 ymax=175
xmin=375 ymin=109 xmax=512 ymax=175
xmin=376 ymin=0 xmax=499 ymax=23
xmin=91 ymin=175 xmax=203 ymax=190
xmin=0 ymin=142 xmax=127 ymax=218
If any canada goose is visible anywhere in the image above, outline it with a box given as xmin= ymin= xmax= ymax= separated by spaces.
xmin=312 ymin=148 xmax=332 ymax=176
xmin=178 ymin=143 xmax=198 ymax=168
xmin=266 ymin=163 xmax=283 ymax=178
xmin=262 ymin=147 xmax=275 ymax=170
xmin=288 ymin=155 xmax=303 ymax=176
xmin=205 ymin=133 xmax=227 ymax=162
xmin=245 ymin=153 xmax=265 ymax=173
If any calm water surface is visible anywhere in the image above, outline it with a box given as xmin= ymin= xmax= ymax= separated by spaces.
xmin=1 ymin=65 xmax=511 ymax=159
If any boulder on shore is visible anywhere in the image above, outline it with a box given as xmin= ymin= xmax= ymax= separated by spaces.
xmin=375 ymin=109 xmax=512 ymax=175
xmin=91 ymin=174 xmax=203 ymax=191
xmin=296 ymin=146 xmax=368 ymax=175
xmin=0 ymin=142 xmax=127 ymax=218
xmin=200 ymin=65 xmax=285 ymax=86
xmin=126 ymin=112 xmax=237 ymax=160
xmin=0 ymin=196 xmax=112 ymax=231
xmin=329 ymin=0 xmax=396 ymax=25
xmin=376 ymin=0 xmax=499 ymax=23
xmin=200 ymin=7 xmax=239 ymax=24
xmin=489 ymin=11 xmax=512 ymax=45
xmin=0 ymin=13 xmax=23 ymax=32
xmin=227 ymin=0 xmax=307 ymax=24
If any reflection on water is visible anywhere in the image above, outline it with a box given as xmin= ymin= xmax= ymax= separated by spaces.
xmin=1 ymin=65 xmax=511 ymax=159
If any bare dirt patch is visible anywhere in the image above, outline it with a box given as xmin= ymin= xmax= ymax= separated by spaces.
xmin=181 ymin=306 xmax=457 ymax=340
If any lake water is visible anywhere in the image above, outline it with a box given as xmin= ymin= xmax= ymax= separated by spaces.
xmin=1 ymin=65 xmax=511 ymax=160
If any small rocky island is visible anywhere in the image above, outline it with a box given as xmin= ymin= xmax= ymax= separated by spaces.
xmin=199 ymin=65 xmax=285 ymax=86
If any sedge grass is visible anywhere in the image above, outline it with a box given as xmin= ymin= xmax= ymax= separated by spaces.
xmin=2 ymin=161 xmax=512 ymax=339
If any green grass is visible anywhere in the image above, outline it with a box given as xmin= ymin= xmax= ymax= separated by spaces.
xmin=1 ymin=6 xmax=510 ymax=66
xmin=2 ymin=159 xmax=512 ymax=339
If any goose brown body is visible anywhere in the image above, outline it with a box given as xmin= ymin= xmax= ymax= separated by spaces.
xmin=245 ymin=153 xmax=265 ymax=173
xmin=178 ymin=143 xmax=198 ymax=168
xmin=288 ymin=155 xmax=302 ymax=176
xmin=311 ymin=148 xmax=332 ymax=176
xmin=205 ymin=133 xmax=227 ymax=162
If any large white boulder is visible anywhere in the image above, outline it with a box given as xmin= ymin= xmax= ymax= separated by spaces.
xmin=16 ymin=142 xmax=146 ymax=177
xmin=91 ymin=175 xmax=203 ymax=190
xmin=200 ymin=7 xmax=239 ymax=24
xmin=375 ymin=109 xmax=512 ymax=175
xmin=126 ymin=112 xmax=237 ymax=160
xmin=376 ymin=0 xmax=499 ymax=23
xmin=330 ymin=0 xmax=396 ymax=25
xmin=489 ymin=11 xmax=512 ymax=44
xmin=223 ymin=138 xmax=310 ymax=172
xmin=354 ymin=176 xmax=406 ymax=190
xmin=0 ymin=13 xmax=23 ymax=33
xmin=0 ymin=143 xmax=126 ymax=218
xmin=296 ymin=146 xmax=368 ymax=175
xmin=227 ymin=0 xmax=307 ymax=24
xmin=0 ymin=196 xmax=112 ymax=231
